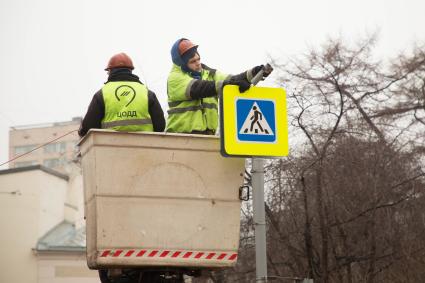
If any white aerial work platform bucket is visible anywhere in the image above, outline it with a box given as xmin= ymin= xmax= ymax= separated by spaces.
xmin=78 ymin=130 xmax=245 ymax=269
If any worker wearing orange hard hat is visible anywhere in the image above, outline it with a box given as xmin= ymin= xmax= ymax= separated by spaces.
xmin=166 ymin=38 xmax=269 ymax=135
xmin=79 ymin=52 xmax=165 ymax=137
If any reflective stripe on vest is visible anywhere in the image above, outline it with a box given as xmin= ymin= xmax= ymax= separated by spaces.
xmin=166 ymin=64 xmax=228 ymax=133
xmin=167 ymin=102 xmax=217 ymax=114
xmin=101 ymin=118 xmax=152 ymax=129
xmin=102 ymin=81 xmax=153 ymax=132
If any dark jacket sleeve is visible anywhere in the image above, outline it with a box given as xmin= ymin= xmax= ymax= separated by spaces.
xmin=148 ymin=90 xmax=166 ymax=132
xmin=189 ymin=80 xmax=218 ymax=99
xmin=189 ymin=70 xmax=250 ymax=100
xmin=78 ymin=90 xmax=105 ymax=137
xmin=230 ymin=71 xmax=249 ymax=83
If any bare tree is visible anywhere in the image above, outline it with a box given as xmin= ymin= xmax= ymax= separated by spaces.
xmin=266 ymin=34 xmax=425 ymax=283
xmin=197 ymin=35 xmax=425 ymax=283
xmin=372 ymin=45 xmax=425 ymax=154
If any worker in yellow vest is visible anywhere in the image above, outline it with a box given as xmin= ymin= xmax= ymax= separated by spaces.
xmin=166 ymin=38 xmax=268 ymax=135
xmin=79 ymin=53 xmax=165 ymax=137
xmin=80 ymin=54 xmax=180 ymax=282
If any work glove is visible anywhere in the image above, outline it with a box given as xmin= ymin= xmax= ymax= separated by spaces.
xmin=223 ymin=78 xmax=251 ymax=93
xmin=252 ymin=65 xmax=264 ymax=77
xmin=248 ymin=64 xmax=273 ymax=83
xmin=253 ymin=64 xmax=273 ymax=78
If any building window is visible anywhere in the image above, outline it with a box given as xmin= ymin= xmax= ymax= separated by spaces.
xmin=44 ymin=142 xmax=67 ymax=153
xmin=14 ymin=144 xmax=38 ymax=155
xmin=14 ymin=160 xmax=38 ymax=168
xmin=43 ymin=158 xmax=65 ymax=168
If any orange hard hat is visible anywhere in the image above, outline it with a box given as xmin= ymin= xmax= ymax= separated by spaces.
xmin=105 ymin=53 xmax=134 ymax=71
xmin=178 ymin=39 xmax=198 ymax=56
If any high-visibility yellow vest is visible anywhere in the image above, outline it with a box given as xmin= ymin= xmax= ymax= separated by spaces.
xmin=166 ymin=64 xmax=228 ymax=134
xmin=101 ymin=81 xmax=153 ymax=132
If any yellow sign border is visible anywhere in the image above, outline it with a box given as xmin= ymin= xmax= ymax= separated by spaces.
xmin=220 ymin=85 xmax=289 ymax=157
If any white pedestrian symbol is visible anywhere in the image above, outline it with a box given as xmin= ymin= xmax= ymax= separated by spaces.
xmin=239 ymin=102 xmax=274 ymax=135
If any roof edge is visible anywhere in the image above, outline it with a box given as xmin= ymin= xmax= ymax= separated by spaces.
xmin=33 ymin=248 xmax=86 ymax=255
xmin=0 ymin=165 xmax=69 ymax=181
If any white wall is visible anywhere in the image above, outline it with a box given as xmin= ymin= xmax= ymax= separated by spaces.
xmin=37 ymin=253 xmax=98 ymax=283
xmin=0 ymin=169 xmax=67 ymax=283
xmin=64 ymin=163 xmax=85 ymax=229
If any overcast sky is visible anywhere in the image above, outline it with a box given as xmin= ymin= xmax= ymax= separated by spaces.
xmin=1 ymin=0 xmax=424 ymax=169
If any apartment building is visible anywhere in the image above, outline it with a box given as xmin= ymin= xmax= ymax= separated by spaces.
xmin=8 ymin=117 xmax=81 ymax=172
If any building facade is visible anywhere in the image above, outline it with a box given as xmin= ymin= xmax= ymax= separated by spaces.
xmin=0 ymin=165 xmax=98 ymax=283
xmin=8 ymin=117 xmax=81 ymax=172
xmin=0 ymin=118 xmax=103 ymax=283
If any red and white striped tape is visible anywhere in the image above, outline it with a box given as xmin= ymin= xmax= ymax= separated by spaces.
xmin=99 ymin=249 xmax=238 ymax=262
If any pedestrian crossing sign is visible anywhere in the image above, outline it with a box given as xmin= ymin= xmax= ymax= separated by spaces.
xmin=237 ymin=100 xmax=276 ymax=142
xmin=220 ymin=85 xmax=288 ymax=157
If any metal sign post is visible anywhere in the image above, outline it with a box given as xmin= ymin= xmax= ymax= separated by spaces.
xmin=250 ymin=67 xmax=272 ymax=282
xmin=220 ymin=64 xmax=288 ymax=282
xmin=252 ymin=157 xmax=267 ymax=282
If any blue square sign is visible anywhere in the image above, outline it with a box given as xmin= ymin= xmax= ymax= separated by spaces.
xmin=221 ymin=85 xmax=288 ymax=157
xmin=236 ymin=99 xmax=276 ymax=143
